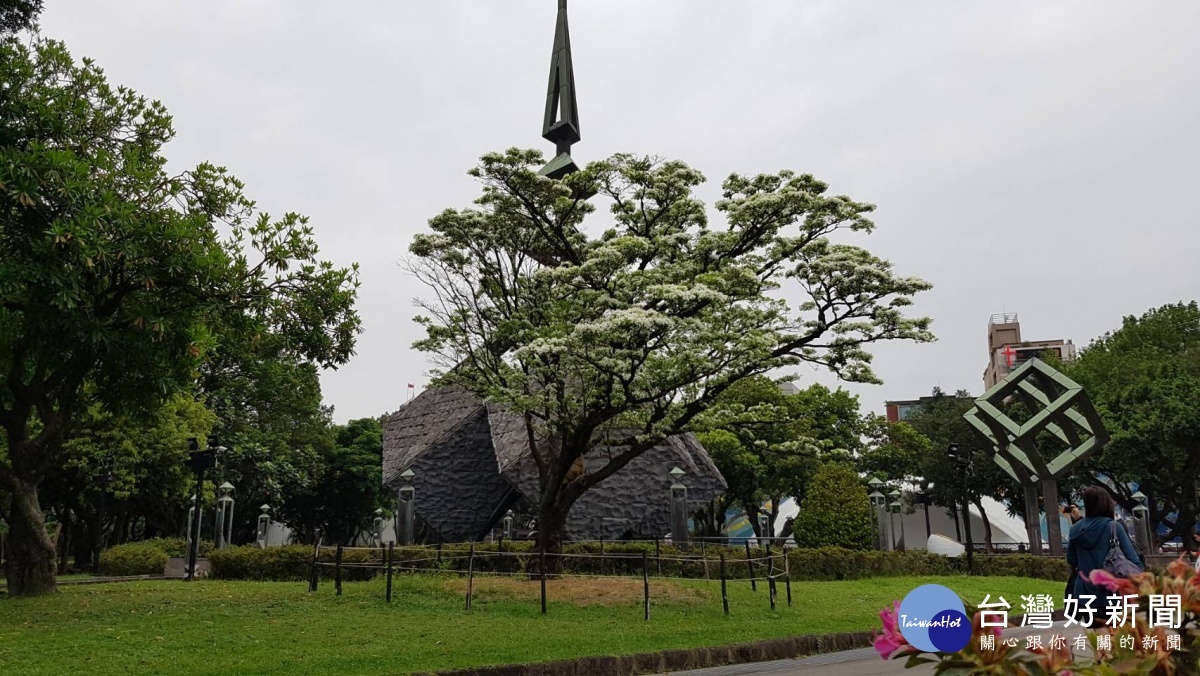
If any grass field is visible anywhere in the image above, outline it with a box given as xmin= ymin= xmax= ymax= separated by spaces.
xmin=0 ymin=573 xmax=1063 ymax=675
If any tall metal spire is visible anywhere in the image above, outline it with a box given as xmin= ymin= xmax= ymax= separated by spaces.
xmin=539 ymin=0 xmax=580 ymax=179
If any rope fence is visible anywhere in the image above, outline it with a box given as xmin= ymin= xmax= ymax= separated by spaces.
xmin=307 ymin=540 xmax=794 ymax=619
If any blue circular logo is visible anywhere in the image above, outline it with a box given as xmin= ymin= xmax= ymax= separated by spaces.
xmin=897 ymin=584 xmax=971 ymax=653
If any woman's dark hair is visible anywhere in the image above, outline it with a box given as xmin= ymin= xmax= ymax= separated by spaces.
xmin=1082 ymin=486 xmax=1115 ymax=520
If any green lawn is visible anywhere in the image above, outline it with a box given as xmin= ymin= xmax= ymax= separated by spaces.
xmin=0 ymin=574 xmax=1062 ymax=675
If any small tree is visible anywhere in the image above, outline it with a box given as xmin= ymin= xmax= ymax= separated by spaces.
xmin=792 ymin=462 xmax=872 ymax=550
xmin=409 ymin=149 xmax=933 ymax=556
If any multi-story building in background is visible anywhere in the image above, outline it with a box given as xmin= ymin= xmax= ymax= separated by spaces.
xmin=982 ymin=312 xmax=1076 ymax=390
xmin=884 ymin=396 xmax=939 ymax=421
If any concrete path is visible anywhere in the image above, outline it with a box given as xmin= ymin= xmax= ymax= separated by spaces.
xmin=667 ymin=622 xmax=1090 ymax=675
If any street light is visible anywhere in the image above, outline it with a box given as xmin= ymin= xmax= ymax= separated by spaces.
xmin=949 ymin=443 xmax=974 ymax=574
xmin=887 ymin=490 xmax=901 ymax=550
xmin=373 ymin=508 xmax=385 ymax=547
xmin=1131 ymin=490 xmax=1152 ymax=554
xmin=869 ymin=489 xmax=886 ymax=550
xmin=215 ymin=482 xmax=235 ymax=549
xmin=890 ymin=500 xmax=905 ymax=551
xmin=397 ymin=469 xmax=416 ymax=546
xmin=668 ymin=466 xmax=689 ymax=547
xmin=257 ymin=504 xmax=272 ymax=548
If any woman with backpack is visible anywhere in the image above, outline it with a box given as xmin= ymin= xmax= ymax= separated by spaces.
xmin=1067 ymin=487 xmax=1143 ymax=626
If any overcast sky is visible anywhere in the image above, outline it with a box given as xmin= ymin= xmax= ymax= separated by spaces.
xmin=40 ymin=1 xmax=1200 ymax=423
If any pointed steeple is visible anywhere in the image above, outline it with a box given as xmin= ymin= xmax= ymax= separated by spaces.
xmin=539 ymin=0 xmax=580 ymax=179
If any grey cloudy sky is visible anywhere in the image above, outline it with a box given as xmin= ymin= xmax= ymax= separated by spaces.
xmin=40 ymin=1 xmax=1200 ymax=422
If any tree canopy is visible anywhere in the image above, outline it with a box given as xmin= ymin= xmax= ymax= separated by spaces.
xmin=695 ymin=377 xmax=863 ymax=537
xmin=0 ymin=37 xmax=361 ymax=594
xmin=409 ymin=148 xmax=933 ymax=551
xmin=1065 ymin=301 xmax=1200 ymax=546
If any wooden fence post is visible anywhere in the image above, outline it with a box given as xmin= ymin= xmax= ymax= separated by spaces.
xmin=745 ymin=540 xmax=756 ymax=592
xmin=655 ymin=539 xmax=662 ymax=576
xmin=540 ymin=545 xmax=548 ymax=616
xmin=784 ymin=550 xmax=792 ymax=607
xmin=767 ymin=552 xmax=776 ymax=611
xmin=334 ymin=544 xmax=343 ymax=596
xmin=642 ymin=551 xmax=650 ymax=621
xmin=308 ymin=541 xmax=320 ymax=592
xmin=719 ymin=552 xmax=729 ymax=616
xmin=465 ymin=542 xmax=475 ymax=611
xmin=386 ymin=542 xmax=394 ymax=603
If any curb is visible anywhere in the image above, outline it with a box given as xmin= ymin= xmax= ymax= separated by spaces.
xmin=412 ymin=631 xmax=873 ymax=676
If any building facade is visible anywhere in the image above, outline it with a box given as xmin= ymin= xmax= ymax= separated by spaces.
xmin=982 ymin=313 xmax=1076 ymax=391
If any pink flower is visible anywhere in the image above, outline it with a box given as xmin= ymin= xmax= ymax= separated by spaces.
xmin=873 ymin=600 xmax=910 ymax=659
xmin=1086 ymin=568 xmax=1134 ymax=594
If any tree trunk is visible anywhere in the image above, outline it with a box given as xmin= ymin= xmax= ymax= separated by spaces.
xmin=536 ymin=497 xmax=570 ymax=575
xmin=974 ymin=497 xmax=994 ymax=553
xmin=4 ymin=479 xmax=58 ymax=596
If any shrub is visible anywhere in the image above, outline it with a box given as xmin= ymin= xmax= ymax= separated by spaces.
xmin=208 ymin=545 xmax=382 ymax=581
xmin=98 ymin=542 xmax=169 ymax=576
xmin=792 ymin=463 xmax=873 ymax=550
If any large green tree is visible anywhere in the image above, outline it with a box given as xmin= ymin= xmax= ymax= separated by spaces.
xmin=695 ymin=377 xmax=864 ymax=538
xmin=1066 ymin=301 xmax=1200 ymax=548
xmin=408 ymin=149 xmax=932 ymax=555
xmin=283 ymin=417 xmax=385 ymax=545
xmin=0 ymin=38 xmax=360 ymax=595
xmin=41 ymin=395 xmax=214 ymax=571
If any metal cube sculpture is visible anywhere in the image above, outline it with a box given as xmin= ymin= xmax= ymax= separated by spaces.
xmin=964 ymin=357 xmax=1108 ymax=555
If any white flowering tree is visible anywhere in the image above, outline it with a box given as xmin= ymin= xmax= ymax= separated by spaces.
xmin=408 ymin=149 xmax=934 ymax=554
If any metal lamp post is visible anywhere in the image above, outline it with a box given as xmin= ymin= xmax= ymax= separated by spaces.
xmin=948 ymin=443 xmax=975 ymax=573
xmin=868 ymin=478 xmax=885 ymax=550
xmin=396 ymin=469 xmax=415 ymax=546
xmin=373 ymin=508 xmax=385 ymax=546
xmin=1131 ymin=491 xmax=1152 ymax=555
xmin=215 ymin=482 xmax=235 ymax=549
xmin=887 ymin=489 xmax=901 ymax=550
xmin=890 ymin=500 xmax=905 ymax=551
xmin=668 ymin=466 xmax=689 ymax=547
xmin=868 ymin=489 xmax=886 ymax=550
xmin=257 ymin=504 xmax=271 ymax=548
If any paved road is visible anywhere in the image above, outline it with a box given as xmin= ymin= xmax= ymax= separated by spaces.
xmin=667 ymin=623 xmax=1090 ymax=675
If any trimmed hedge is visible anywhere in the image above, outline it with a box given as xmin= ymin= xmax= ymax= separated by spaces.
xmin=201 ymin=541 xmax=1070 ymax=584
xmin=98 ymin=538 xmax=214 ymax=576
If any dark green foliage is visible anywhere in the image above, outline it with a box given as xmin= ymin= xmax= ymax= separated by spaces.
xmin=98 ymin=542 xmax=168 ymax=576
xmin=281 ymin=417 xmax=385 ymax=544
xmin=0 ymin=0 xmax=41 ymax=33
xmin=97 ymin=538 xmax=213 ymax=576
xmin=0 ymin=36 xmax=359 ymax=593
xmin=694 ymin=377 xmax=863 ymax=538
xmin=791 ymin=463 xmax=873 ymax=550
xmin=1066 ymin=301 xmax=1200 ymax=545
xmin=201 ymin=540 xmax=1068 ymax=584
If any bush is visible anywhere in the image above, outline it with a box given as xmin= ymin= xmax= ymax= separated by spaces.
xmin=97 ymin=538 xmax=214 ymax=576
xmin=98 ymin=542 xmax=169 ymax=576
xmin=208 ymin=545 xmax=381 ymax=581
xmin=792 ymin=463 xmax=873 ymax=550
xmin=201 ymin=540 xmax=1071 ymax=584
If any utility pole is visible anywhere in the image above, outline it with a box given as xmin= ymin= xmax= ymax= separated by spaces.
xmin=184 ymin=436 xmax=218 ymax=581
xmin=949 ymin=443 xmax=974 ymax=574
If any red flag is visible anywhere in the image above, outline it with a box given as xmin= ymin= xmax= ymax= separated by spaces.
xmin=407 ymin=383 xmax=415 ymax=388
